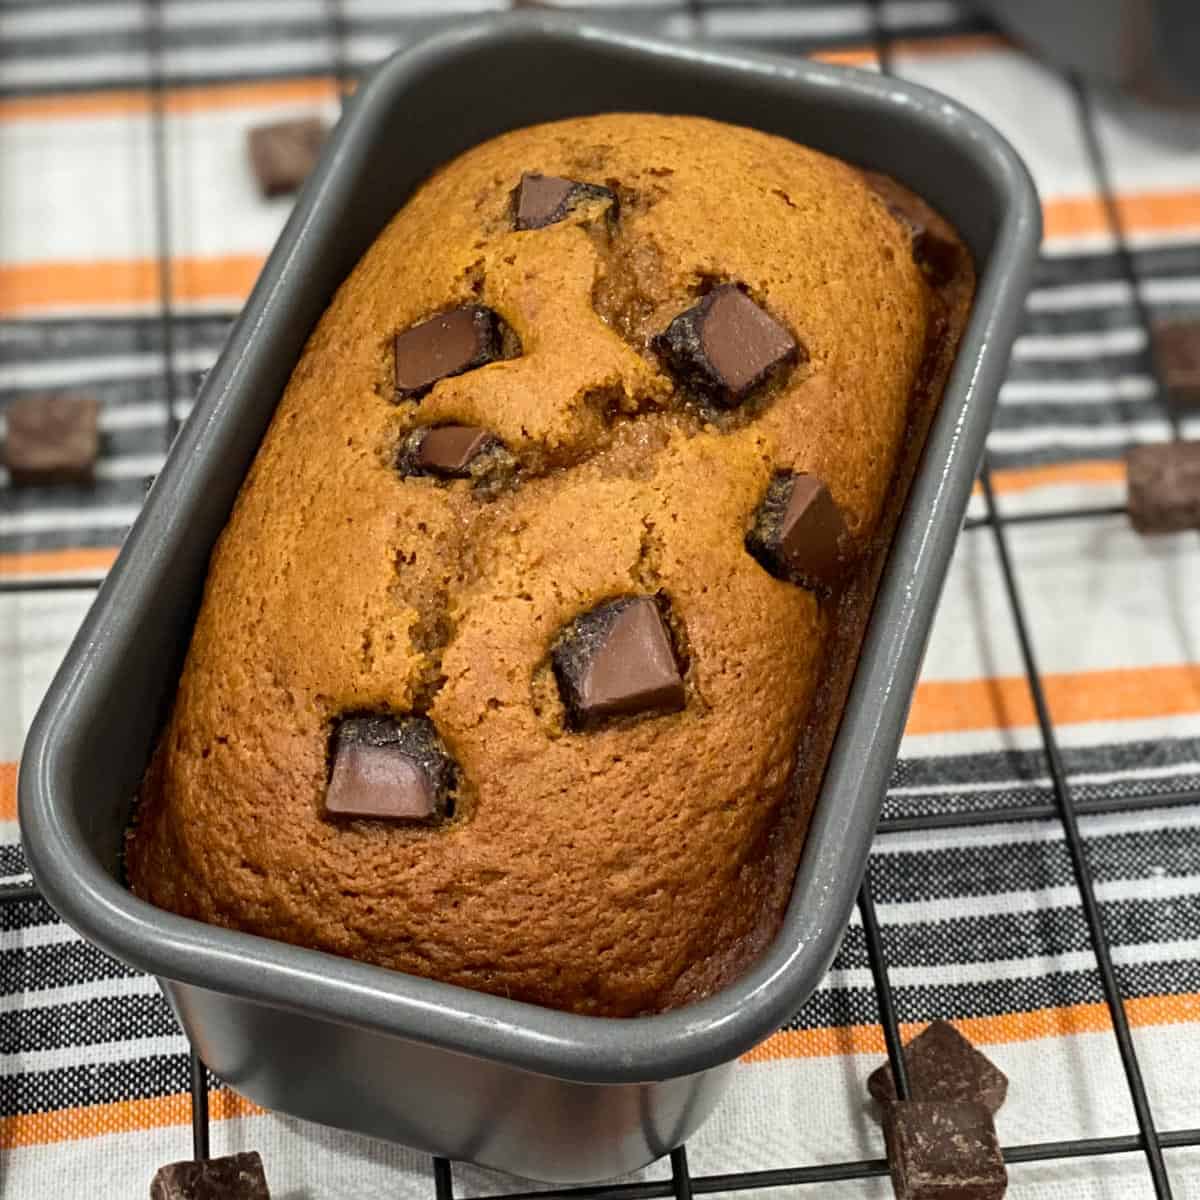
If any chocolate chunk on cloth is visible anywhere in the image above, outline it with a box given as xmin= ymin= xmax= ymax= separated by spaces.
xmin=394 ymin=306 xmax=507 ymax=400
xmin=653 ymin=284 xmax=799 ymax=407
xmin=513 ymin=172 xmax=616 ymax=230
xmin=326 ymin=715 xmax=457 ymax=821
xmin=150 ymin=1151 xmax=270 ymax=1199
xmin=3 ymin=392 xmax=99 ymax=486
xmin=1152 ymin=319 xmax=1200 ymax=408
xmin=1127 ymin=441 xmax=1200 ymax=533
xmin=869 ymin=1020 xmax=1008 ymax=1114
xmin=745 ymin=470 xmax=850 ymax=593
xmin=884 ymin=1101 xmax=1007 ymax=1200
xmin=552 ymin=596 xmax=686 ymax=730
xmin=247 ymin=117 xmax=326 ymax=198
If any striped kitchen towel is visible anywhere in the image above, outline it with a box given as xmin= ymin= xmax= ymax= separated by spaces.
xmin=3 ymin=2 xmax=1200 ymax=1197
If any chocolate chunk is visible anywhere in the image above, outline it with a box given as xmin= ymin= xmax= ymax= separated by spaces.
xmin=1127 ymin=441 xmax=1200 ymax=533
xmin=513 ymin=172 xmax=616 ymax=230
xmin=247 ymin=117 xmax=326 ymax=198
xmin=868 ymin=1020 xmax=1008 ymax=1114
xmin=397 ymin=425 xmax=515 ymax=492
xmin=652 ymin=284 xmax=799 ymax=407
xmin=150 ymin=1151 xmax=271 ymax=1199
xmin=886 ymin=203 xmax=960 ymax=286
xmin=325 ymin=715 xmax=457 ymax=822
xmin=883 ymin=1102 xmax=1006 ymax=1200
xmin=394 ymin=306 xmax=506 ymax=400
xmin=1152 ymin=319 xmax=1200 ymax=408
xmin=3 ymin=392 xmax=99 ymax=486
xmin=912 ymin=228 xmax=961 ymax=287
xmin=416 ymin=425 xmax=495 ymax=475
xmin=745 ymin=471 xmax=850 ymax=592
xmin=552 ymin=596 xmax=686 ymax=730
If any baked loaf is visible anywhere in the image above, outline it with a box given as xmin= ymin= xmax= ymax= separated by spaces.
xmin=126 ymin=114 xmax=974 ymax=1016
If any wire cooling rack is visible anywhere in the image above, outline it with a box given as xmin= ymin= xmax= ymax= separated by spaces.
xmin=2 ymin=2 xmax=1198 ymax=1197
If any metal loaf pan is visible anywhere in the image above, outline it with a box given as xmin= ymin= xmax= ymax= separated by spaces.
xmin=20 ymin=15 xmax=1040 ymax=1185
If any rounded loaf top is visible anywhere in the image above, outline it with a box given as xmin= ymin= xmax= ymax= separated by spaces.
xmin=126 ymin=113 xmax=971 ymax=1016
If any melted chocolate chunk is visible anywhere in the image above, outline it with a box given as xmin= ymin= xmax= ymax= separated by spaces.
xmin=150 ymin=1151 xmax=271 ymax=1199
xmin=1153 ymin=319 xmax=1200 ymax=408
xmin=652 ymin=284 xmax=799 ymax=407
xmin=883 ymin=1102 xmax=1006 ymax=1200
xmin=394 ymin=307 xmax=507 ymax=400
xmin=914 ymin=229 xmax=960 ymax=286
xmin=552 ymin=596 xmax=686 ymax=730
xmin=325 ymin=715 xmax=457 ymax=822
xmin=3 ymin=392 xmax=99 ymax=486
xmin=513 ymin=172 xmax=616 ymax=230
xmin=888 ymin=204 xmax=960 ymax=286
xmin=247 ymin=118 xmax=326 ymax=198
xmin=868 ymin=1020 xmax=1008 ymax=1114
xmin=745 ymin=471 xmax=850 ymax=592
xmin=1127 ymin=440 xmax=1200 ymax=533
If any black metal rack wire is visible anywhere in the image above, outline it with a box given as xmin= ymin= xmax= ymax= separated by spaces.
xmin=2 ymin=4 xmax=1199 ymax=1197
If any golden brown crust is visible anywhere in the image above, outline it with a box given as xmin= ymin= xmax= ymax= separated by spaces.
xmin=126 ymin=114 xmax=974 ymax=1016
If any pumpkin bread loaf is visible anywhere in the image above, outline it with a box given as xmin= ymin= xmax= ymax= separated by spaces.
xmin=126 ymin=114 xmax=974 ymax=1016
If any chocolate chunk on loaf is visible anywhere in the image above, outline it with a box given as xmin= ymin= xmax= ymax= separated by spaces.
xmin=126 ymin=114 xmax=974 ymax=1017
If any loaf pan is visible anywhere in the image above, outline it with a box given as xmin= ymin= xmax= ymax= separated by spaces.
xmin=20 ymin=15 xmax=1040 ymax=1184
